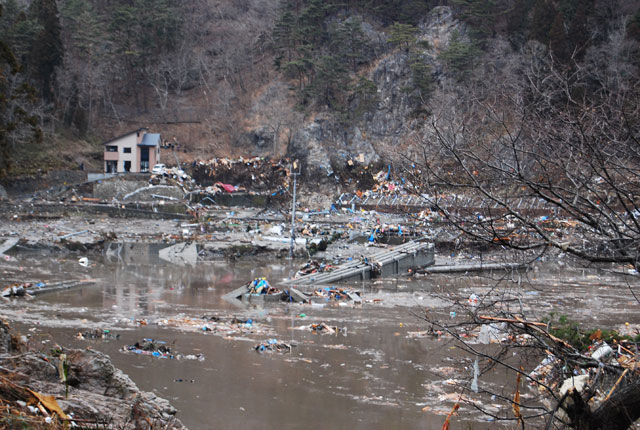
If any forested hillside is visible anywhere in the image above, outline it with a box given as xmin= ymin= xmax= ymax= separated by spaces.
xmin=1 ymin=0 xmax=639 ymax=178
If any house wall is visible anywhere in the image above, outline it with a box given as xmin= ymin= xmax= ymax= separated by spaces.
xmin=135 ymin=130 xmax=144 ymax=170
xmin=149 ymin=147 xmax=159 ymax=168
xmin=103 ymin=133 xmax=138 ymax=173
xmin=121 ymin=134 xmax=137 ymax=172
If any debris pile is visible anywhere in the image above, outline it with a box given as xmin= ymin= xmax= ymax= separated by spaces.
xmin=149 ymin=167 xmax=196 ymax=193
xmin=2 ymin=283 xmax=29 ymax=297
xmin=191 ymin=157 xmax=291 ymax=192
xmin=306 ymin=323 xmax=346 ymax=336
xmin=247 ymin=277 xmax=278 ymax=295
xmin=122 ymin=338 xmax=205 ymax=361
xmin=294 ymin=260 xmax=335 ymax=278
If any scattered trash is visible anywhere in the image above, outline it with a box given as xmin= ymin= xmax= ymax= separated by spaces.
xmin=468 ymin=294 xmax=479 ymax=307
xmin=477 ymin=323 xmax=508 ymax=344
xmin=305 ymin=323 xmax=347 ymax=336
xmin=255 ymin=339 xmax=294 ymax=353
xmin=590 ymin=343 xmax=613 ymax=362
xmin=61 ymin=230 xmax=90 ymax=240
xmin=76 ymin=329 xmax=120 ymax=340
xmin=78 ymin=257 xmax=89 ymax=267
xmin=156 ymin=315 xmax=275 ymax=338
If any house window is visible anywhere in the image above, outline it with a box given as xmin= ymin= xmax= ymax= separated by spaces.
xmin=123 ymin=147 xmax=132 ymax=153
xmin=106 ymin=145 xmax=117 ymax=152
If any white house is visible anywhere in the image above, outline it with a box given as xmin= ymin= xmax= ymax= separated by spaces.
xmin=103 ymin=128 xmax=161 ymax=173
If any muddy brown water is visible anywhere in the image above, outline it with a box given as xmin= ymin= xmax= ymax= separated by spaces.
xmin=2 ymin=254 xmax=639 ymax=429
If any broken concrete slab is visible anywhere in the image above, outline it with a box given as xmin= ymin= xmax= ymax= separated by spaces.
xmin=158 ymin=242 xmax=198 ymax=267
xmin=0 ymin=238 xmax=18 ymax=256
xmin=286 ymin=288 xmax=310 ymax=303
xmin=283 ymin=238 xmax=435 ymax=285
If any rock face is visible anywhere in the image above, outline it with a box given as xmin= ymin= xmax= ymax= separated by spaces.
xmin=282 ymin=6 xmax=462 ymax=171
xmin=0 ymin=321 xmax=188 ymax=429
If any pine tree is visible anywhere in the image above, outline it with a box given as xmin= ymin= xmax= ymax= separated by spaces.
xmin=351 ymin=75 xmax=378 ymax=117
xmin=0 ymin=5 xmax=41 ymax=178
xmin=409 ymin=55 xmax=433 ymax=99
xmin=506 ymin=0 xmax=534 ymax=46
xmin=628 ymin=10 xmax=640 ymax=42
xmin=298 ymin=0 xmax=330 ymax=47
xmin=530 ymin=0 xmax=556 ymax=45
xmin=273 ymin=10 xmax=298 ymax=69
xmin=306 ymin=54 xmax=349 ymax=108
xmin=398 ymin=0 xmax=432 ymax=26
xmin=451 ymin=0 xmax=497 ymax=42
xmin=331 ymin=17 xmax=367 ymax=73
xmin=388 ymin=23 xmax=417 ymax=51
xmin=438 ymin=30 xmax=480 ymax=80
xmin=548 ymin=12 xmax=569 ymax=62
xmin=29 ymin=0 xmax=63 ymax=102
xmin=567 ymin=4 xmax=590 ymax=60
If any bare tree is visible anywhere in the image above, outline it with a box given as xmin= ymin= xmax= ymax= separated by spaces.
xmin=416 ymin=273 xmax=640 ymax=430
xmin=402 ymin=24 xmax=640 ymax=430
xmin=407 ymin=38 xmax=640 ymax=270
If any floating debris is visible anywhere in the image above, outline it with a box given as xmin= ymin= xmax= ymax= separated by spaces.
xmin=255 ymin=339 xmax=294 ymax=353
xmin=156 ymin=315 xmax=275 ymax=338
xmin=312 ymin=287 xmax=362 ymax=303
xmin=76 ymin=329 xmax=120 ymax=340
xmin=122 ymin=338 xmax=205 ymax=361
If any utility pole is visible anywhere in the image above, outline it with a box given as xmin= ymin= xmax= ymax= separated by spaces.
xmin=289 ymin=160 xmax=300 ymax=259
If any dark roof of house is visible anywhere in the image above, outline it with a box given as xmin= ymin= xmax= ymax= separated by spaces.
xmin=102 ymin=128 xmax=149 ymax=145
xmin=139 ymin=133 xmax=161 ymax=147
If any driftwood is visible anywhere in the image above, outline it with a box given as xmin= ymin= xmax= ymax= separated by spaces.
xmin=0 ymin=376 xmax=68 ymax=419
xmin=478 ymin=315 xmax=548 ymax=327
